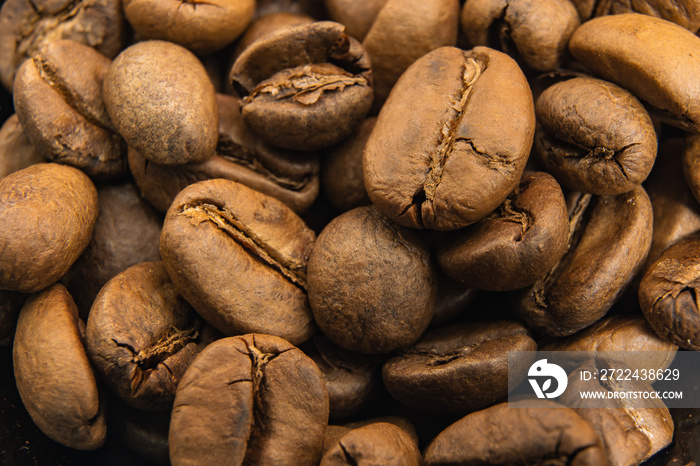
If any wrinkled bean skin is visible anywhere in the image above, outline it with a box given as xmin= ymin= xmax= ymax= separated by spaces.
xmin=86 ymin=262 xmax=202 ymax=411
xmin=535 ymin=76 xmax=657 ymax=195
xmin=320 ymin=422 xmax=422 ymax=466
xmin=307 ymin=206 xmax=436 ymax=354
xmin=364 ymin=46 xmax=535 ymax=231
xmin=639 ymin=233 xmax=700 ymax=350
xmin=569 ymin=13 xmax=700 ymax=133
xmin=0 ymin=163 xmax=98 ymax=293
xmin=13 ymin=284 xmax=106 ymax=450
xmin=423 ymin=400 xmax=607 ymax=465
xmin=104 ymin=40 xmax=218 ymax=166
xmin=169 ymin=334 xmax=329 ymax=466
xmin=160 ymin=179 xmax=316 ymax=345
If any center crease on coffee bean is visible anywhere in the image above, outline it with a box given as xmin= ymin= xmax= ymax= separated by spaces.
xmin=180 ymin=202 xmax=308 ymax=289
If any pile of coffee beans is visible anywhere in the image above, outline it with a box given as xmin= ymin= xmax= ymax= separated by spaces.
xmin=1 ymin=0 xmax=700 ymax=464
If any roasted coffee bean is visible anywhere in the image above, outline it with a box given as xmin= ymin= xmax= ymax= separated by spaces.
xmin=570 ymin=0 xmax=700 ymax=32
xmin=129 ymin=94 xmax=319 ymax=214
xmin=437 ymin=171 xmax=568 ymax=290
xmin=320 ymin=422 xmax=422 ymax=466
xmin=13 ymin=40 xmax=127 ymax=178
xmin=364 ymin=46 xmax=535 ymax=230
xmin=60 ymin=182 xmax=162 ymax=318
xmin=306 ymin=334 xmax=379 ymax=420
xmin=461 ymin=0 xmax=580 ymax=72
xmin=569 ymin=13 xmax=700 ymax=133
xmin=232 ymin=12 xmax=314 ymax=63
xmin=0 ymin=115 xmax=44 ymax=179
xmin=123 ymin=0 xmax=254 ymax=54
xmin=382 ymin=321 xmax=536 ymax=413
xmin=323 ymin=0 xmax=389 ymax=41
xmin=104 ymin=40 xmax=218 ymax=166
xmin=520 ymin=187 xmax=653 ymax=336
xmin=682 ymin=133 xmax=700 ymax=206
xmin=423 ymin=400 xmax=607 ymax=465
xmin=0 ymin=0 xmax=125 ymax=91
xmin=87 ymin=262 xmax=203 ymax=411
xmin=561 ymin=360 xmax=674 ymax=465
xmin=308 ymin=206 xmax=436 ymax=354
xmin=359 ymin=0 xmax=459 ymax=111
xmin=343 ymin=416 xmax=419 ymax=444
xmin=13 ymin=284 xmax=106 ymax=450
xmin=169 ymin=334 xmax=329 ymax=465
xmin=160 ymin=179 xmax=316 ymax=345
xmin=322 ymin=117 xmax=374 ymax=212
xmin=230 ymin=21 xmax=373 ymax=151
xmin=647 ymin=137 xmax=700 ymax=269
xmin=639 ymin=233 xmax=700 ymax=350
xmin=535 ymin=76 xmax=657 ymax=195
xmin=0 ymin=163 xmax=98 ymax=293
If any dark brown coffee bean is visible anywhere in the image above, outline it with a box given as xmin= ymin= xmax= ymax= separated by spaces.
xmin=0 ymin=163 xmax=98 ymax=293
xmin=323 ymin=0 xmax=388 ymax=41
xmin=104 ymin=40 xmax=218 ymax=166
xmin=437 ymin=171 xmax=568 ymax=290
xmin=561 ymin=360 xmax=674 ymax=465
xmin=639 ymin=233 xmax=700 ymax=350
xmin=13 ymin=284 xmax=106 ymax=450
xmin=534 ymin=76 xmax=657 ymax=195
xmin=61 ymin=182 xmax=162 ymax=318
xmin=232 ymin=12 xmax=314 ymax=64
xmin=461 ymin=0 xmax=580 ymax=72
xmin=169 ymin=334 xmax=329 ymax=465
xmin=230 ymin=21 xmax=373 ymax=151
xmin=682 ymin=133 xmax=700 ymax=206
xmin=124 ymin=0 xmax=254 ymax=54
xmin=364 ymin=46 xmax=535 ymax=231
xmin=306 ymin=334 xmax=379 ymax=420
xmin=129 ymin=93 xmax=319 ymax=214
xmin=520 ymin=187 xmax=653 ymax=336
xmin=647 ymin=137 xmax=700 ymax=270
xmin=0 ymin=0 xmax=125 ymax=91
xmin=0 ymin=115 xmax=44 ymax=179
xmin=320 ymin=422 xmax=422 ymax=466
xmin=343 ymin=416 xmax=419 ymax=445
xmin=308 ymin=206 xmax=436 ymax=354
xmin=322 ymin=117 xmax=374 ymax=212
xmin=253 ymin=0 xmax=328 ymax=19
xmin=86 ymin=262 xmax=202 ymax=411
xmin=569 ymin=14 xmax=700 ymax=133
xmin=382 ymin=321 xmax=536 ymax=413
xmin=360 ymin=0 xmax=460 ymax=111
xmin=423 ymin=400 xmax=607 ymax=465
xmin=570 ymin=0 xmax=700 ymax=33
xmin=160 ymin=179 xmax=316 ymax=345
xmin=13 ymin=39 xmax=127 ymax=178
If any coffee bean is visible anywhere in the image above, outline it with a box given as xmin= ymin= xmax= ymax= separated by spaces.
xmin=128 ymin=93 xmax=319 ymax=214
xmin=520 ymin=187 xmax=653 ymax=336
xmin=0 ymin=163 xmax=98 ymax=292
xmin=320 ymin=422 xmax=422 ymax=466
xmin=382 ymin=321 xmax=536 ymax=413
xmin=104 ymin=40 xmax=218 ymax=166
xmin=13 ymin=284 xmax=106 ymax=450
xmin=461 ymin=0 xmax=580 ymax=71
xmin=123 ymin=0 xmax=254 ymax=54
xmin=534 ymin=76 xmax=657 ymax=195
xmin=13 ymin=39 xmax=127 ymax=178
xmin=569 ymin=0 xmax=700 ymax=32
xmin=364 ymin=46 xmax=535 ymax=230
xmin=569 ymin=13 xmax=700 ymax=133
xmin=160 ymin=179 xmax=316 ymax=345
xmin=230 ymin=21 xmax=373 ymax=151
xmin=308 ymin=206 xmax=436 ymax=354
xmin=323 ymin=0 xmax=389 ymax=41
xmin=231 ymin=12 xmax=314 ymax=64
xmin=639 ymin=233 xmax=700 ymax=350
xmin=0 ymin=115 xmax=44 ymax=179
xmin=169 ymin=334 xmax=329 ymax=465
xmin=423 ymin=400 xmax=607 ymax=465
xmin=437 ymin=171 xmax=568 ymax=290
xmin=86 ymin=262 xmax=203 ymax=411
xmin=0 ymin=0 xmax=125 ymax=91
